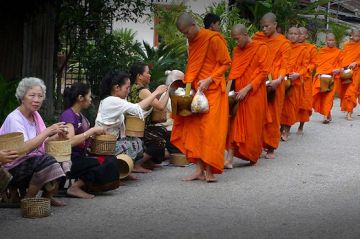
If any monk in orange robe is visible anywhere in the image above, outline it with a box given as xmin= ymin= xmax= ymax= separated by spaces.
xmin=224 ymin=24 xmax=270 ymax=168
xmin=338 ymin=29 xmax=360 ymax=120
xmin=312 ymin=33 xmax=342 ymax=123
xmin=296 ymin=27 xmax=317 ymax=134
xmin=171 ymin=13 xmax=231 ymax=182
xmin=280 ymin=27 xmax=309 ymax=141
xmin=252 ymin=12 xmax=291 ymax=159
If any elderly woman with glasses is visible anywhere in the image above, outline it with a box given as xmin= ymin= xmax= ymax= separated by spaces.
xmin=0 ymin=77 xmax=68 ymax=206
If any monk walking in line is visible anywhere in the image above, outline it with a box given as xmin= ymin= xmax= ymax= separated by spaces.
xmin=280 ymin=27 xmax=309 ymax=141
xmin=253 ymin=12 xmax=290 ymax=159
xmin=339 ymin=29 xmax=360 ymax=120
xmin=225 ymin=24 xmax=270 ymax=168
xmin=312 ymin=33 xmax=342 ymax=123
xmin=171 ymin=13 xmax=231 ymax=182
xmin=297 ymin=27 xmax=317 ymax=134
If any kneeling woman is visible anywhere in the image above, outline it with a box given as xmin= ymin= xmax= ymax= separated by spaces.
xmin=0 ymin=77 xmax=67 ymax=206
xmin=95 ymin=71 xmax=168 ymax=173
xmin=128 ymin=63 xmax=171 ymax=170
xmin=60 ymin=82 xmax=121 ymax=199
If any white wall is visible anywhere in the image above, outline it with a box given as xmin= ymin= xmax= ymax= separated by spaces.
xmin=113 ymin=0 xmax=224 ymax=47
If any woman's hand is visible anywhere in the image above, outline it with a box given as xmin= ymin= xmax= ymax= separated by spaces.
xmin=45 ymin=122 xmax=68 ymax=137
xmin=89 ymin=126 xmax=106 ymax=136
xmin=0 ymin=150 xmax=19 ymax=164
xmin=154 ymin=85 xmax=168 ymax=96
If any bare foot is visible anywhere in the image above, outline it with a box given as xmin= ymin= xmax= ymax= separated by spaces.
xmin=296 ymin=129 xmax=304 ymax=135
xmin=182 ymin=171 xmax=205 ymax=181
xmin=67 ymin=186 xmax=94 ymax=199
xmin=265 ymin=152 xmax=275 ymax=159
xmin=205 ymin=174 xmax=217 ymax=183
xmin=281 ymin=133 xmax=288 ymax=141
xmin=132 ymin=164 xmax=152 ymax=173
xmin=224 ymin=159 xmax=233 ymax=169
xmin=261 ymin=151 xmax=267 ymax=158
xmin=50 ymin=197 xmax=67 ymax=206
xmin=346 ymin=114 xmax=353 ymax=121
xmin=124 ymin=174 xmax=138 ymax=181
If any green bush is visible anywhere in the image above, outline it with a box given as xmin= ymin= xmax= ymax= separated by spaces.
xmin=0 ymin=76 xmax=19 ymax=124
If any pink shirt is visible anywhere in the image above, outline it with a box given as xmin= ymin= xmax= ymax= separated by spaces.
xmin=0 ymin=109 xmax=45 ymax=170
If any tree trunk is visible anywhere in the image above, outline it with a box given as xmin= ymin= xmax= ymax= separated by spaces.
xmin=22 ymin=2 xmax=56 ymax=122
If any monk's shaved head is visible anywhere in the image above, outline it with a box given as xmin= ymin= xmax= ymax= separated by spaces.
xmin=299 ymin=27 xmax=308 ymax=34
xmin=231 ymin=24 xmax=248 ymax=35
xmin=326 ymin=33 xmax=336 ymax=39
xmin=287 ymin=27 xmax=300 ymax=43
xmin=261 ymin=12 xmax=277 ymax=23
xmin=351 ymin=28 xmax=360 ymax=42
xmin=298 ymin=27 xmax=308 ymax=43
xmin=351 ymin=28 xmax=360 ymax=35
xmin=289 ymin=27 xmax=300 ymax=33
xmin=176 ymin=12 xmax=200 ymax=41
xmin=231 ymin=24 xmax=250 ymax=48
xmin=260 ymin=12 xmax=278 ymax=37
xmin=326 ymin=32 xmax=336 ymax=48
xmin=176 ymin=13 xmax=195 ymax=29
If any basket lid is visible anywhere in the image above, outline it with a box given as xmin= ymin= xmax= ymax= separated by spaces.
xmin=93 ymin=134 xmax=117 ymax=141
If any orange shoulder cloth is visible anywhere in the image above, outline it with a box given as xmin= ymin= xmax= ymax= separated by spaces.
xmin=228 ymin=41 xmax=266 ymax=80
xmin=184 ymin=29 xmax=226 ymax=83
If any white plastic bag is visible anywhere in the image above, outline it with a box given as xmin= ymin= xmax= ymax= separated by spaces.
xmin=191 ymin=89 xmax=209 ymax=113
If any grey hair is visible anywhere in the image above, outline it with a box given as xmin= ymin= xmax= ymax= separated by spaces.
xmin=15 ymin=77 xmax=46 ymax=102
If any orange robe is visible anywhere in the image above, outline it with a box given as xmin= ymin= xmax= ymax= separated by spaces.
xmin=170 ymin=29 xmax=231 ymax=173
xmin=312 ymin=46 xmax=341 ymax=117
xmin=281 ymin=43 xmax=309 ymax=126
xmin=226 ymin=41 xmax=270 ymax=163
xmin=339 ymin=42 xmax=360 ymax=113
xmin=297 ymin=42 xmax=317 ymax=122
xmin=253 ymin=32 xmax=290 ymax=149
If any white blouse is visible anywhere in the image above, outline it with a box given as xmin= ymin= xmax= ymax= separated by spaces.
xmin=95 ymin=96 xmax=144 ymax=138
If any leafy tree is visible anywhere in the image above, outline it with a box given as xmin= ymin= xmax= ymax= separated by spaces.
xmin=55 ymin=0 xmax=151 ymax=111
xmin=0 ymin=76 xmax=19 ymax=123
xmin=230 ymin=0 xmax=331 ymax=36
xmin=206 ymin=1 xmax=257 ymax=54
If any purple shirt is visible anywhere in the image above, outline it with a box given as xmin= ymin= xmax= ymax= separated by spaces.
xmin=59 ymin=108 xmax=91 ymax=158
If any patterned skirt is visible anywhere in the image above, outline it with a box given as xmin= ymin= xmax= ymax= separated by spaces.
xmin=144 ymin=125 xmax=167 ymax=164
xmin=8 ymin=154 xmax=65 ymax=190
xmin=115 ymin=136 xmax=143 ymax=161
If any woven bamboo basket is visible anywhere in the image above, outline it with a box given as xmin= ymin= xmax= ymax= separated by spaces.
xmin=116 ymin=154 xmax=134 ymax=179
xmin=0 ymin=132 xmax=25 ymax=156
xmin=90 ymin=134 xmax=117 ymax=155
xmin=125 ymin=115 xmax=145 ymax=137
xmin=45 ymin=139 xmax=71 ymax=162
xmin=21 ymin=197 xmax=50 ymax=218
xmin=0 ymin=167 xmax=13 ymax=192
xmin=170 ymin=153 xmax=189 ymax=166
xmin=319 ymin=74 xmax=334 ymax=92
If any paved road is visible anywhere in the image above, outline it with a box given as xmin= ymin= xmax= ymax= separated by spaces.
xmin=1 ymin=99 xmax=360 ymax=239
